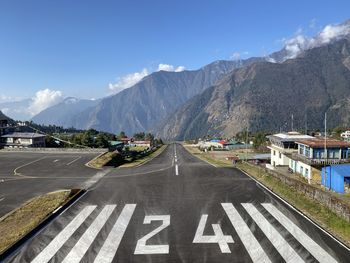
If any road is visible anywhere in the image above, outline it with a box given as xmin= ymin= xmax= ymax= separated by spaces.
xmin=0 ymin=151 xmax=102 ymax=217
xmin=5 ymin=144 xmax=350 ymax=262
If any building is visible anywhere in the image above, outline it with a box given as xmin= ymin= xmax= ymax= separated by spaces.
xmin=322 ymin=164 xmax=350 ymax=193
xmin=341 ymin=130 xmax=350 ymax=141
xmin=267 ymin=132 xmax=314 ymax=168
xmin=131 ymin=140 xmax=152 ymax=148
xmin=289 ymin=138 xmax=350 ymax=182
xmin=108 ymin=141 xmax=124 ymax=152
xmin=0 ymin=112 xmax=9 ymax=137
xmin=1 ymin=132 xmax=46 ymax=148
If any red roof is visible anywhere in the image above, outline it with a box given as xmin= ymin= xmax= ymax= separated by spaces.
xmin=296 ymin=138 xmax=350 ymax=148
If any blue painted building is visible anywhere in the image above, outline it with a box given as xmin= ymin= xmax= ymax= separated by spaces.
xmin=322 ymin=164 xmax=350 ymax=193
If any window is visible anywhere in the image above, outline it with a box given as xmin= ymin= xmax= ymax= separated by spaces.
xmin=273 ymin=150 xmax=276 ymax=156
xmin=279 ymin=152 xmax=282 ymax=159
xmin=300 ymin=166 xmax=304 ymax=175
xmin=305 ymin=168 xmax=309 ymax=178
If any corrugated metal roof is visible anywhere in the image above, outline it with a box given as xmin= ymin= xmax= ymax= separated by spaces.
xmin=297 ymin=138 xmax=350 ymax=148
xmin=1 ymin=132 xmax=45 ymax=138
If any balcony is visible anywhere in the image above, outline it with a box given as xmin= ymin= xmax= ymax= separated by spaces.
xmin=290 ymin=152 xmax=350 ymax=166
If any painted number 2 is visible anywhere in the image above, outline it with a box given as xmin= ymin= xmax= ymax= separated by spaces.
xmin=193 ymin=215 xmax=234 ymax=253
xmin=134 ymin=215 xmax=170 ymax=254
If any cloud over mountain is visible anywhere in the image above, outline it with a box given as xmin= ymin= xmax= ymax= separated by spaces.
xmin=28 ymin=89 xmax=64 ymax=115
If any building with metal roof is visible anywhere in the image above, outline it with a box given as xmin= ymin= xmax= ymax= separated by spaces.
xmin=1 ymin=132 xmax=46 ymax=148
xmin=322 ymin=164 xmax=350 ymax=193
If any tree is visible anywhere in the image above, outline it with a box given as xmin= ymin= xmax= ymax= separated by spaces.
xmin=133 ymin=132 xmax=145 ymax=140
xmin=253 ymin=132 xmax=267 ymax=150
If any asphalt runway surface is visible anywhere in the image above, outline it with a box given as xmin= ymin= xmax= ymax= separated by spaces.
xmin=0 ymin=151 xmax=101 ymax=217
xmin=5 ymin=144 xmax=350 ymax=262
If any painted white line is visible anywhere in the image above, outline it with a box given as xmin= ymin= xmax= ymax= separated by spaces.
xmin=242 ymin=203 xmax=304 ymax=263
xmin=31 ymin=205 xmax=96 ymax=263
xmin=14 ymin=156 xmax=46 ymax=176
xmin=175 ymin=164 xmax=179 ymax=176
xmin=94 ymin=204 xmax=136 ymax=263
xmin=63 ymin=205 xmax=116 ymax=263
xmin=175 ymin=158 xmax=178 ymax=162
xmin=221 ymin=203 xmax=271 ymax=263
xmin=67 ymin=156 xmax=82 ymax=166
xmin=262 ymin=203 xmax=337 ymax=263
xmin=238 ymin=168 xmax=350 ymax=251
xmin=0 ymin=197 xmax=4 ymax=203
xmin=53 ymin=159 xmax=59 ymax=163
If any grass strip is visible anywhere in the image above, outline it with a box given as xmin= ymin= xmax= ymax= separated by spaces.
xmin=0 ymin=190 xmax=72 ymax=254
xmin=184 ymin=146 xmax=232 ymax=167
xmin=87 ymin=152 xmax=118 ymax=168
xmin=119 ymin=145 xmax=167 ymax=168
xmin=237 ymin=162 xmax=350 ymax=247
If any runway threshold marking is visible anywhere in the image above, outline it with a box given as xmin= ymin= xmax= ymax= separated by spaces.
xmin=262 ymin=203 xmax=337 ymax=263
xmin=31 ymin=205 xmax=96 ymax=263
xmin=27 ymin=203 xmax=338 ymax=262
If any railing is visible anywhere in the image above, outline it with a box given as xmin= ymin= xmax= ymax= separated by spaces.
xmin=290 ymin=153 xmax=350 ymax=165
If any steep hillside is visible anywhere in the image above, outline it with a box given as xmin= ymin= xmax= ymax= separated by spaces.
xmin=157 ymin=38 xmax=350 ymax=140
xmin=70 ymin=59 xmax=262 ymax=134
xmin=32 ymin=97 xmax=100 ymax=127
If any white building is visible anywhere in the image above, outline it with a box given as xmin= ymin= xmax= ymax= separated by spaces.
xmin=341 ymin=130 xmax=350 ymax=141
xmin=267 ymin=132 xmax=314 ymax=169
xmin=1 ymin=132 xmax=46 ymax=148
xmin=289 ymin=138 xmax=350 ymax=182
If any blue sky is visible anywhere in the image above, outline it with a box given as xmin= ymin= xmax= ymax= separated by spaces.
xmin=1 ymin=0 xmax=350 ymax=102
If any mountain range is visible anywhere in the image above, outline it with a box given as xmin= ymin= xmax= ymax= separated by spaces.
xmin=21 ymin=19 xmax=350 ymax=139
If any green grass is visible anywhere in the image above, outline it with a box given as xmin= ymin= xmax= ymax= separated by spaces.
xmin=184 ymin=146 xmax=232 ymax=167
xmin=237 ymin=162 xmax=350 ymax=246
xmin=87 ymin=152 xmax=117 ymax=168
xmin=119 ymin=145 xmax=167 ymax=168
xmin=0 ymin=190 xmax=73 ymax=254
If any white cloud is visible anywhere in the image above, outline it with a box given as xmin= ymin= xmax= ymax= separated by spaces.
xmin=108 ymin=68 xmax=149 ymax=94
xmin=319 ymin=24 xmax=350 ymax=44
xmin=280 ymin=21 xmax=350 ymax=61
xmin=108 ymin=64 xmax=186 ymax=94
xmin=230 ymin=52 xmax=241 ymax=61
xmin=0 ymin=95 xmax=22 ymax=103
xmin=157 ymin=64 xmax=186 ymax=72
xmin=28 ymin=89 xmax=63 ymax=115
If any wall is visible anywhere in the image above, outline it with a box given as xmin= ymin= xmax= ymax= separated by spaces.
xmin=245 ymin=162 xmax=350 ymax=222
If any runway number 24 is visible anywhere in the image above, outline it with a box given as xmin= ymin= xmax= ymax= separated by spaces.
xmin=134 ymin=214 xmax=234 ymax=255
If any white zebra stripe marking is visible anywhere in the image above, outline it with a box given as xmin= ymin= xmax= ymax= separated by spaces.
xmin=221 ymin=203 xmax=271 ymax=263
xmin=62 ymin=205 xmax=116 ymax=263
xmin=262 ymin=203 xmax=338 ymax=263
xmin=31 ymin=205 xmax=96 ymax=263
xmin=242 ymin=203 xmax=304 ymax=263
xmin=93 ymin=204 xmax=136 ymax=263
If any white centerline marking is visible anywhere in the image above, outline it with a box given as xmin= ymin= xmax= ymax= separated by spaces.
xmin=175 ymin=164 xmax=179 ymax=176
xmin=94 ymin=204 xmax=136 ymax=263
xmin=262 ymin=203 xmax=337 ymax=263
xmin=0 ymin=197 xmax=5 ymax=203
xmin=66 ymin=156 xmax=82 ymax=166
xmin=242 ymin=203 xmax=304 ymax=263
xmin=62 ymin=205 xmax=116 ymax=263
xmin=221 ymin=203 xmax=271 ymax=263
xmin=53 ymin=159 xmax=59 ymax=163
xmin=31 ymin=205 xmax=96 ymax=263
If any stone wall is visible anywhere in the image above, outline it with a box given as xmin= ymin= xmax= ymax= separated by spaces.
xmin=245 ymin=162 xmax=350 ymax=222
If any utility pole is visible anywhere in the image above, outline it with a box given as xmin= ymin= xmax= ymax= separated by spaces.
xmin=291 ymin=114 xmax=294 ymax=131
xmin=245 ymin=126 xmax=249 ymax=162
xmin=324 ymin=112 xmax=328 ymax=189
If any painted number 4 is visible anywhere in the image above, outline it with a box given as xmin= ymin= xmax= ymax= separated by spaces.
xmin=193 ymin=215 xmax=234 ymax=253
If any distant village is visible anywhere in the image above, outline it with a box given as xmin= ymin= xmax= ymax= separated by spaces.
xmin=2 ymin=112 xmax=350 ymax=195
